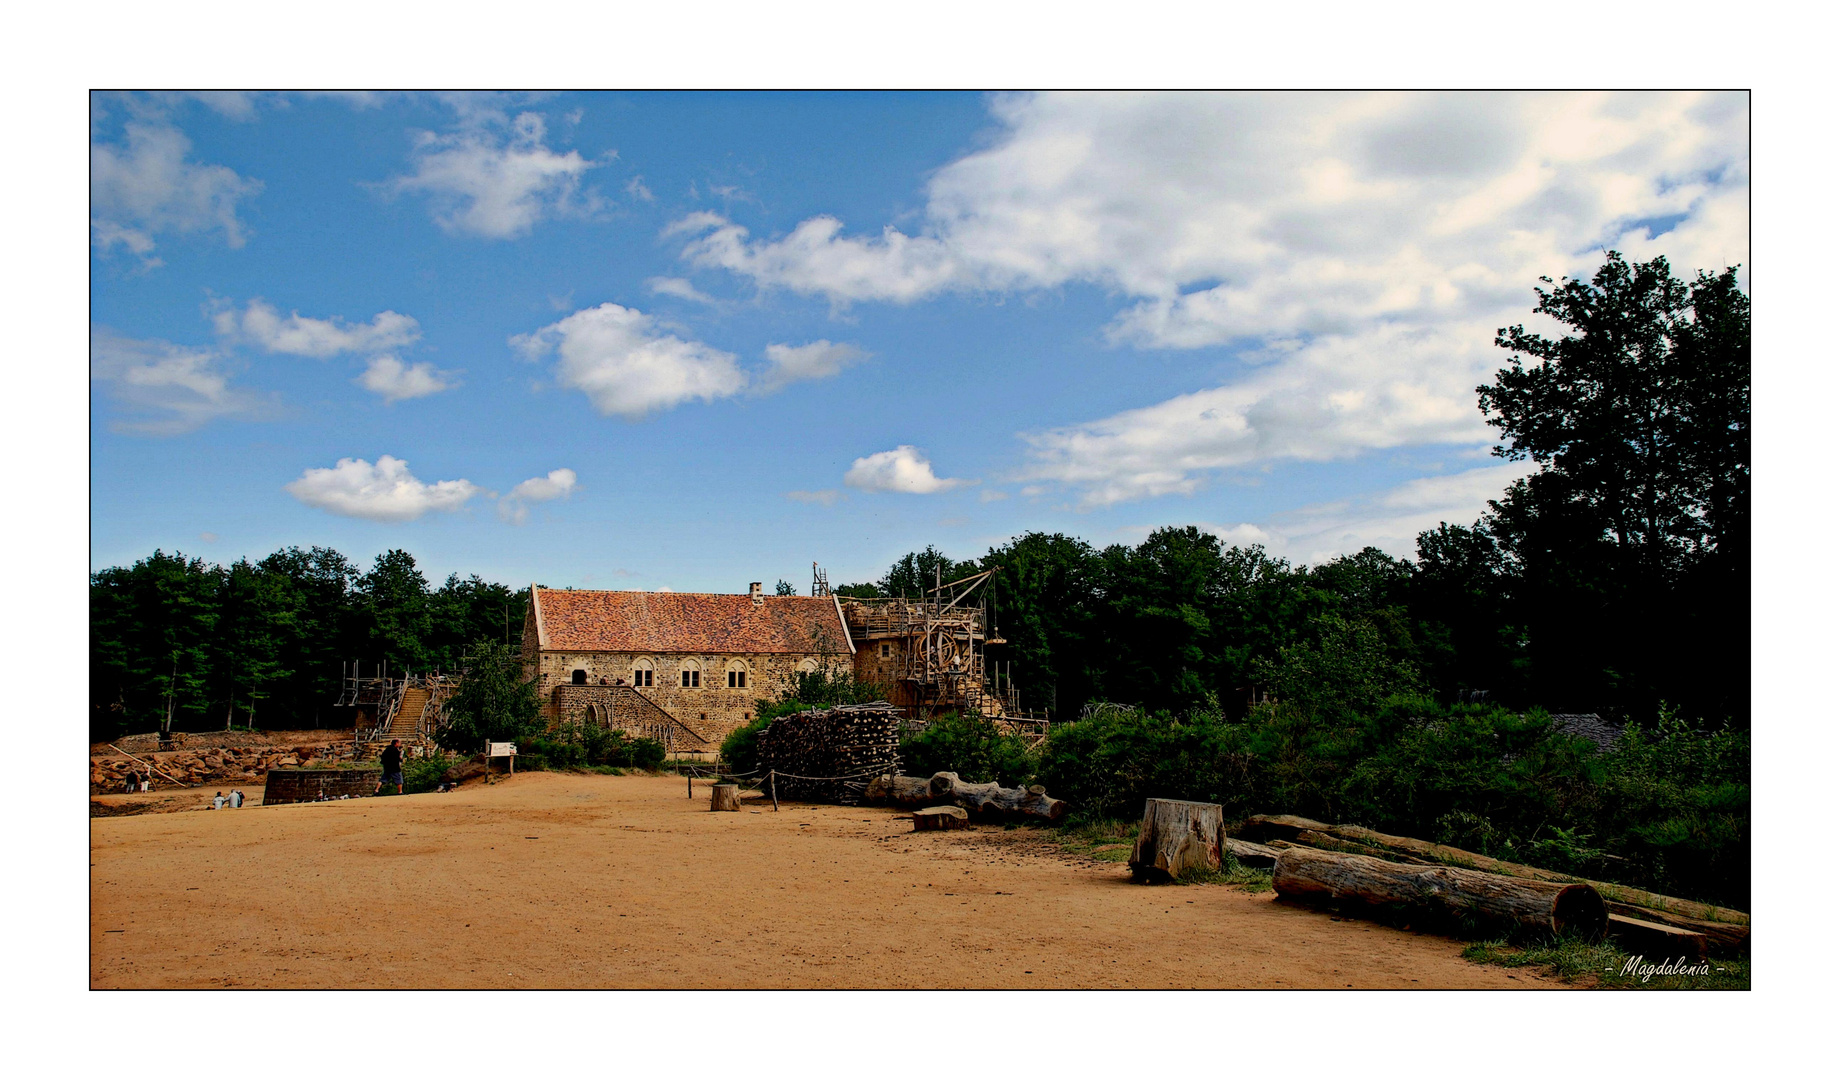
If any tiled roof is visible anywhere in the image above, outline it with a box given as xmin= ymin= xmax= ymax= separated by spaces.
xmin=533 ymin=589 xmax=851 ymax=655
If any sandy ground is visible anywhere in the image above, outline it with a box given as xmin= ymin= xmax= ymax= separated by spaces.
xmin=90 ymin=772 xmax=1558 ymax=989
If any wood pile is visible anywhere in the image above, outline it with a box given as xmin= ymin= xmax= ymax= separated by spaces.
xmin=755 ymin=702 xmax=902 ymax=805
xmin=1239 ymin=813 xmax=1749 ymax=955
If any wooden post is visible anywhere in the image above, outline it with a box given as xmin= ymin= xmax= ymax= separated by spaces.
xmin=1129 ymin=798 xmax=1225 ymax=882
xmin=769 ymin=770 xmax=779 ymax=812
xmin=688 ymin=771 xmax=693 ymax=799
xmin=710 ymin=783 xmax=740 ymax=812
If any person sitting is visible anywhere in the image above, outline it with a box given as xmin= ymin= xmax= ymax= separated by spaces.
xmin=211 ymin=792 xmax=226 ymax=810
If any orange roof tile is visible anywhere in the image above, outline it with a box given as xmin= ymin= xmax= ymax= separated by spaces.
xmin=533 ymin=589 xmax=852 ymax=655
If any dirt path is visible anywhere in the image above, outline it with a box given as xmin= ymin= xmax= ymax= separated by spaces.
xmin=90 ymin=772 xmax=1558 ymax=988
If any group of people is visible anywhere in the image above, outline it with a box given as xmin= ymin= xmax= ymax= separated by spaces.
xmin=121 ymin=772 xmax=150 ymax=793
xmin=210 ymin=790 xmax=245 ymax=810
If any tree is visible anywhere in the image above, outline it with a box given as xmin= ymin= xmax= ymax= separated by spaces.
xmin=357 ymin=549 xmax=433 ymax=673
xmin=437 ymin=640 xmax=544 ymax=751
xmin=1473 ymin=251 xmax=1749 ymax=722
xmin=773 ymin=579 xmax=796 ymax=596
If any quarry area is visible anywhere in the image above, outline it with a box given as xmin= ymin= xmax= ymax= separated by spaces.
xmin=88 ymin=771 xmax=1551 ymax=990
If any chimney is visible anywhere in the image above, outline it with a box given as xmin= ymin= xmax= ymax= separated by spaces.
xmin=749 ymin=581 xmax=763 ymax=607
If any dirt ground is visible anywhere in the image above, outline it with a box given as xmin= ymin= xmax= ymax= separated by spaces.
xmin=90 ymin=772 xmax=1559 ymax=989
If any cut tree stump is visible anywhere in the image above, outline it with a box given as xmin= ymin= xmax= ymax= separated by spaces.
xmin=1608 ymin=913 xmax=1709 ymax=960
xmin=1273 ymin=845 xmax=1608 ymax=939
xmin=913 ymin=805 xmax=970 ymax=831
xmin=710 ymin=783 xmax=740 ymax=812
xmin=1130 ymin=799 xmax=1224 ymax=882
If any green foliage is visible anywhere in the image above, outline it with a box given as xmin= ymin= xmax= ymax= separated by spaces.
xmin=403 ymin=751 xmax=457 ymax=794
xmin=1035 ymin=699 xmax=1747 ymax=909
xmin=436 ymin=640 xmax=544 ymax=752
xmin=898 ymin=711 xmax=1036 ymax=786
xmin=774 ymin=579 xmax=796 ymax=596
xmin=521 ymin=721 xmax=665 ymax=771
xmin=1462 ymin=936 xmax=1748 ymax=990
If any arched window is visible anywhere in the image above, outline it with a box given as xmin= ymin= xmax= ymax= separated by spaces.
xmin=796 ymin=658 xmax=820 ymax=675
xmin=571 ymin=669 xmax=587 ymax=685
xmin=726 ymin=660 xmax=749 ymax=689
xmin=680 ymin=659 xmax=702 ymax=688
xmin=632 ymin=658 xmax=655 ymax=688
xmin=584 ymin=703 xmax=601 ymax=726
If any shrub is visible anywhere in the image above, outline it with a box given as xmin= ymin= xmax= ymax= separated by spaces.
xmin=403 ymin=751 xmax=457 ymax=794
xmin=899 ymin=712 xmax=1036 ymax=786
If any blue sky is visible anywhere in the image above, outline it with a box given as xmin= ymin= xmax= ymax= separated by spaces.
xmin=90 ymin=91 xmax=1750 ymax=593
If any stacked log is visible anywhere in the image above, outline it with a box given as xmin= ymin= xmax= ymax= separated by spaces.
xmin=1241 ymin=813 xmax=1748 ymax=953
xmin=864 ymin=771 xmax=1069 ymax=824
xmin=755 ymin=702 xmax=902 ymax=805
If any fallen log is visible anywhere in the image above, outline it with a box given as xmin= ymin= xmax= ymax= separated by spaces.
xmin=863 ymin=771 xmax=1068 ymax=824
xmin=1608 ymin=913 xmax=1708 ymax=960
xmin=1221 ymin=837 xmax=1281 ymax=870
xmin=1130 ymin=799 xmax=1223 ymax=881
xmin=1294 ymin=828 xmax=1435 ymax=865
xmin=1247 ymin=814 xmax=1749 ymax=929
xmin=1273 ymin=846 xmax=1608 ymax=940
xmin=913 ymin=806 xmax=969 ymax=831
xmin=1606 ymin=902 xmax=1748 ymax=955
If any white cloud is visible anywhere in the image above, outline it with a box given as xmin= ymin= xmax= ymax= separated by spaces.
xmin=671 ymin=92 xmax=1748 ymax=505
xmin=843 ymin=446 xmax=969 ymax=495
xmin=198 ymin=531 xmax=219 ymax=543
xmin=284 ymin=455 xmax=482 ymax=522
xmin=357 ymin=356 xmax=458 ymax=402
xmin=386 ymin=110 xmax=603 ymax=239
xmin=1189 ymin=461 xmax=1540 ymax=565
xmin=90 ymin=122 xmax=263 ymax=266
xmin=978 ymin=489 xmax=1009 ymax=503
xmin=510 ymin=303 xmax=746 ymax=419
xmin=90 ymin=327 xmax=267 ymax=435
xmin=215 ymin=299 xmax=421 ymax=357
xmin=498 ymin=467 xmax=578 ymax=524
xmin=786 ymin=489 xmax=844 ymax=506
xmin=626 ymin=175 xmax=655 ymax=202
xmin=760 ymin=340 xmax=867 ymax=390
xmin=646 ymin=276 xmax=718 ymax=304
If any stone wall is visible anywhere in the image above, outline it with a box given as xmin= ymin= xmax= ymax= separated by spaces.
xmin=262 ymin=767 xmax=382 ymax=804
xmin=533 ymin=649 xmax=841 ymax=743
xmin=549 ymin=684 xmax=716 ymax=748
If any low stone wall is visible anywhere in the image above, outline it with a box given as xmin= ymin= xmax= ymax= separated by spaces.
xmin=263 ymin=767 xmax=382 ymax=804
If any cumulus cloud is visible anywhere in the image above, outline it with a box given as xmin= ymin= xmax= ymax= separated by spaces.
xmin=356 ymin=356 xmax=458 ymax=402
xmin=214 ymin=299 xmax=421 ymax=357
xmin=760 ymin=340 xmax=868 ymax=390
xmin=285 ymin=456 xmax=482 ymax=522
xmin=646 ymin=276 xmax=718 ymax=304
xmin=385 ymin=110 xmax=603 ymax=239
xmin=498 ymin=467 xmax=578 ymax=524
xmin=510 ymin=303 xmax=746 ymax=418
xmin=843 ymin=446 xmax=969 ymax=495
xmin=1186 ymin=461 xmax=1540 ymax=565
xmin=91 ymin=122 xmax=264 ymax=266
xmin=90 ymin=327 xmax=268 ymax=435
xmin=670 ymin=92 xmax=1749 ymax=505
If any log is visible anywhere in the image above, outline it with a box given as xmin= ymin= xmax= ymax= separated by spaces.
xmin=913 ymin=806 xmax=970 ymax=831
xmin=1273 ymin=846 xmax=1608 ymax=939
xmin=1130 ymin=799 xmax=1224 ymax=882
xmin=1248 ymin=814 xmax=1749 ymax=929
xmin=864 ymin=772 xmax=1068 ymax=824
xmin=1606 ymin=902 xmax=1748 ymax=955
xmin=710 ymin=783 xmax=740 ymax=812
xmin=1221 ymin=836 xmax=1282 ymax=870
xmin=1608 ymin=913 xmax=1709 ymax=960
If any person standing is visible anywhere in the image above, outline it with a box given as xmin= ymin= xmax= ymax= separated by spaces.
xmin=376 ymin=740 xmax=405 ymax=796
xmin=230 ymin=789 xmax=245 ymax=808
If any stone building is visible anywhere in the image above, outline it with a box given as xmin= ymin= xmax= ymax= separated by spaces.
xmin=522 ymin=583 xmax=855 ymax=751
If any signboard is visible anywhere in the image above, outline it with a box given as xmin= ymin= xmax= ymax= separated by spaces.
xmin=487 ymin=741 xmax=517 ymax=757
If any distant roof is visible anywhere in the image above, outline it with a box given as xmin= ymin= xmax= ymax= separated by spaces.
xmin=532 ymin=589 xmax=852 ymax=655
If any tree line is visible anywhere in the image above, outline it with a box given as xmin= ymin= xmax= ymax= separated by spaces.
xmin=90 ymin=546 xmax=526 ymax=738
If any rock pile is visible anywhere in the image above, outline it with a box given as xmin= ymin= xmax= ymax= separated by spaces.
xmin=89 ymin=741 xmax=363 ymax=793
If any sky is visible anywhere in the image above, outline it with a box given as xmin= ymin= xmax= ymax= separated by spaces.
xmin=90 ymin=91 xmax=1750 ymax=593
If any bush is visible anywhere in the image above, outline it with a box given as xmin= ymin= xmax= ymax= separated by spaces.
xmin=521 ymin=722 xmax=667 ymax=772
xmin=899 ymin=712 xmax=1036 ymax=786
xmin=403 ymin=751 xmax=457 ymax=794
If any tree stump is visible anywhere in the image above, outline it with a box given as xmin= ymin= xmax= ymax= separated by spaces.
xmin=1129 ymin=799 xmax=1224 ymax=882
xmin=1272 ymin=846 xmax=1608 ymax=939
xmin=913 ymin=805 xmax=970 ymax=831
xmin=710 ymin=783 xmax=740 ymax=812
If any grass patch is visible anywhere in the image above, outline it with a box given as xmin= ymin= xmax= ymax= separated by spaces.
xmin=1056 ymin=819 xmax=1138 ymax=863
xmin=1462 ymin=937 xmax=1749 ymax=990
xmin=1173 ymin=856 xmax=1274 ymax=891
